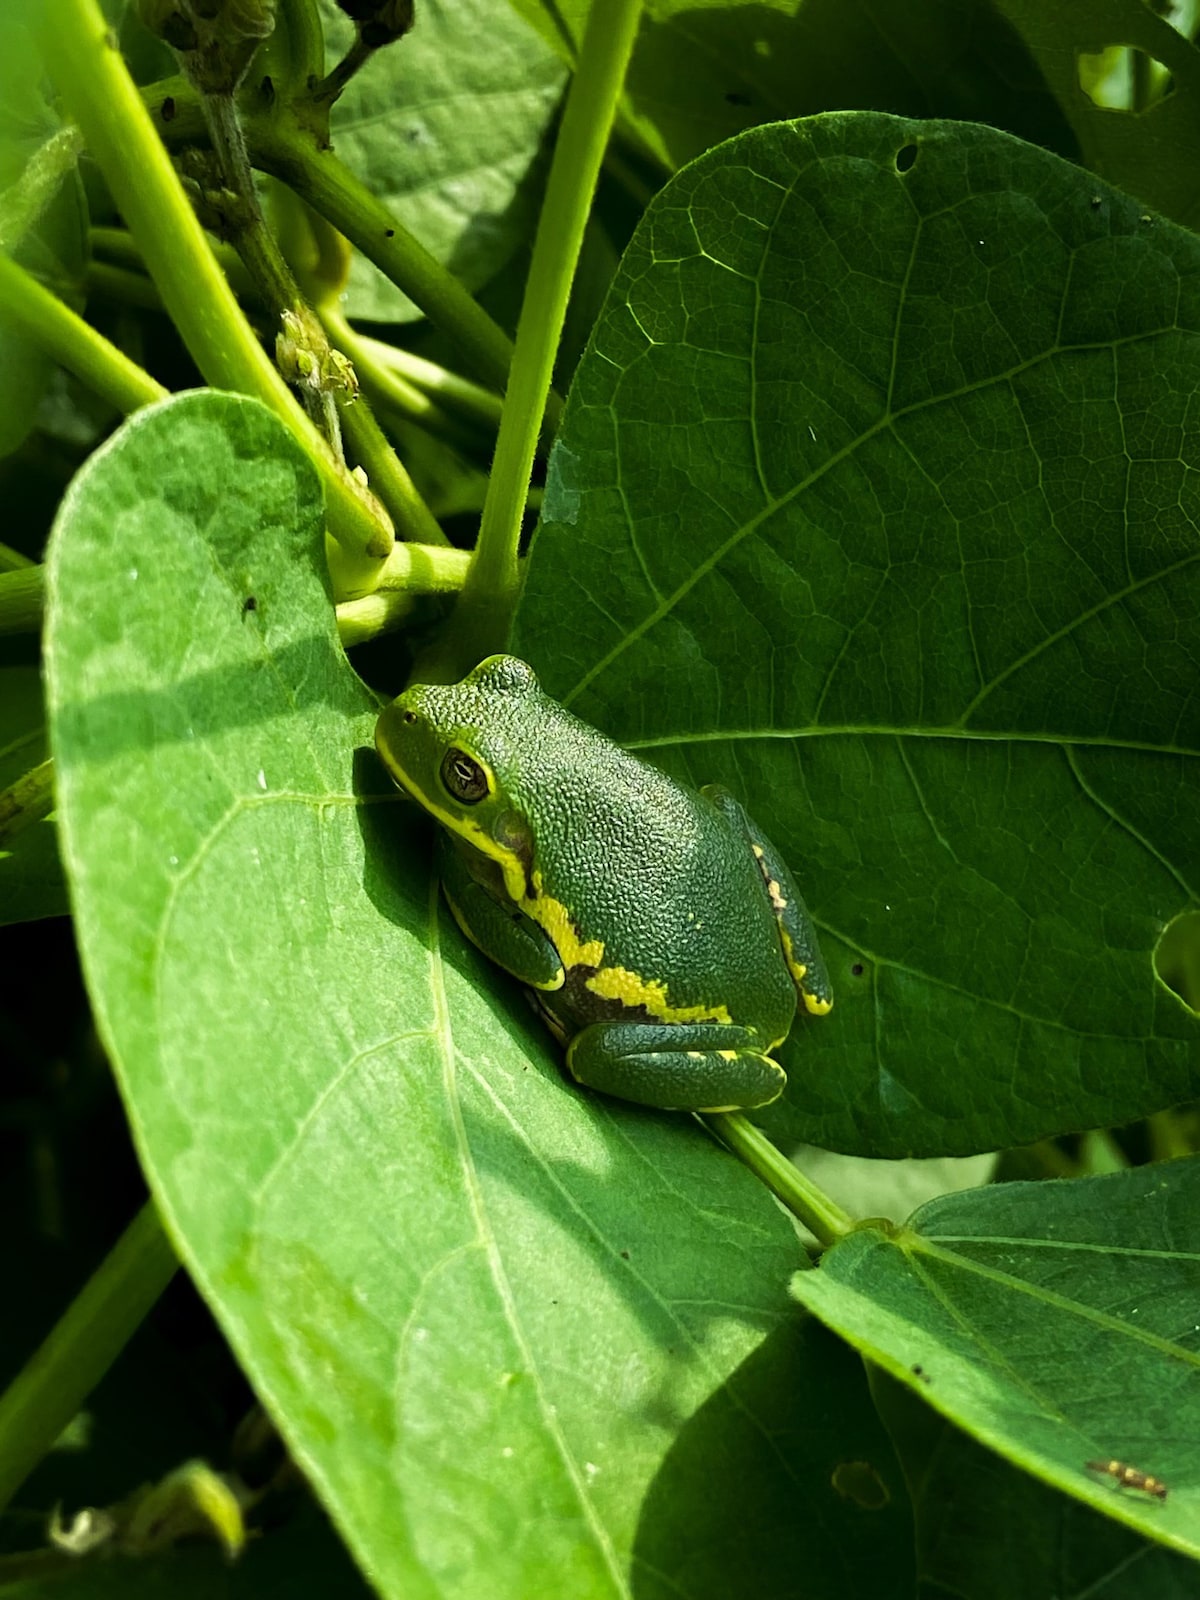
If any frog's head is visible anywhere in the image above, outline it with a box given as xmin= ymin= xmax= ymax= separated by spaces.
xmin=375 ymin=656 xmax=544 ymax=884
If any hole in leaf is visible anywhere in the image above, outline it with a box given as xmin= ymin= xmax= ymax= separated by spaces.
xmin=894 ymin=143 xmax=918 ymax=173
xmin=1154 ymin=910 xmax=1200 ymax=1014
xmin=1077 ymin=46 xmax=1174 ymax=112
xmin=851 ymin=962 xmax=865 ymax=977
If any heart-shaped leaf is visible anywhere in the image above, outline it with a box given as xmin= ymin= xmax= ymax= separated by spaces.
xmin=46 ymin=391 xmax=850 ymax=1599
xmin=516 ymin=111 xmax=1200 ymax=1157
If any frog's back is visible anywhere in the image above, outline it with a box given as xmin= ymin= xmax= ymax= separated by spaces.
xmin=523 ymin=717 xmax=796 ymax=1041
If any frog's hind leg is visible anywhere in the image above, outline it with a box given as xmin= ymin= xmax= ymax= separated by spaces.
xmin=703 ymin=785 xmax=833 ymax=1017
xmin=567 ymin=1021 xmax=785 ymax=1112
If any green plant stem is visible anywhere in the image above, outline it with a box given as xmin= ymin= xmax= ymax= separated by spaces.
xmin=86 ymin=260 xmax=165 ymax=313
xmin=251 ymin=124 xmax=521 ymax=400
xmin=201 ymin=91 xmax=350 ymax=455
xmin=338 ymin=394 xmax=447 ymax=546
xmin=0 ymin=255 xmax=166 ymax=413
xmin=443 ymin=0 xmax=644 ymax=672
xmin=91 ymin=225 xmax=260 ymax=302
xmin=138 ymin=71 xmax=528 ymax=419
xmin=1077 ymin=1128 xmax=1129 ymax=1175
xmin=0 ymin=567 xmax=44 ymax=636
xmin=1148 ymin=1109 xmax=1198 ymax=1162
xmin=0 ymin=759 xmax=54 ymax=845
xmin=336 ymin=591 xmax=413 ymax=648
xmin=323 ymin=308 xmax=483 ymax=457
xmin=375 ymin=542 xmax=471 ymax=592
xmin=271 ymin=0 xmax=326 ymax=93
xmin=33 ymin=0 xmax=392 ymax=595
xmin=0 ymin=543 xmax=34 ymax=573
xmin=351 ymin=332 xmax=505 ymax=432
xmin=707 ymin=1114 xmax=855 ymax=1248
xmin=0 ymin=1200 xmax=178 ymax=1515
xmin=314 ymin=32 xmax=375 ymax=105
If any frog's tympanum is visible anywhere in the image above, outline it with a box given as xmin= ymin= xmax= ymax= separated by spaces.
xmin=375 ymin=656 xmax=831 ymax=1113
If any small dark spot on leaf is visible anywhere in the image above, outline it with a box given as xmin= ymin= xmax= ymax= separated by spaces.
xmin=851 ymin=963 xmax=864 ymax=977
xmin=894 ymin=143 xmax=918 ymax=174
xmin=242 ymin=595 xmax=257 ymax=615
xmin=260 ymin=75 xmax=275 ymax=107
xmin=384 ymin=228 xmax=395 ymax=238
xmin=620 ymin=1249 xmax=630 ymax=1260
xmin=161 ymin=96 xmax=176 ymax=122
xmin=912 ymin=1364 xmax=932 ymax=1385
xmin=725 ymin=90 xmax=751 ymax=107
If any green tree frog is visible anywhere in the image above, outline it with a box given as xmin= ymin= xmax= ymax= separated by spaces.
xmin=374 ymin=656 xmax=832 ymax=1113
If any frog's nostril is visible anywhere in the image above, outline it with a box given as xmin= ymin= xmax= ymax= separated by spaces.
xmin=402 ymin=711 xmax=418 ymax=725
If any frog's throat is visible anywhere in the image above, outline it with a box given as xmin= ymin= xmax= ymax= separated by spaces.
xmin=394 ymin=767 xmax=734 ymax=1026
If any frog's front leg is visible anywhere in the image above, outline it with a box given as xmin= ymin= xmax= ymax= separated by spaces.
xmin=566 ymin=1021 xmax=785 ymax=1112
xmin=439 ymin=836 xmax=565 ymax=990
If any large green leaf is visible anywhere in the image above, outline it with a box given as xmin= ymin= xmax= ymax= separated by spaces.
xmin=515 ymin=111 xmax=1200 ymax=1158
xmin=511 ymin=0 xmax=1076 ymax=172
xmin=321 ymin=0 xmax=565 ymax=322
xmin=44 ymin=391 xmax=856 ymax=1600
xmin=791 ymin=1159 xmax=1200 ymax=1560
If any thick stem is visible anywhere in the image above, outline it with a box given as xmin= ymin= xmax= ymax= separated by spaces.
xmin=439 ymin=0 xmax=644 ymax=675
xmin=271 ymin=0 xmax=326 ymax=93
xmin=334 ymin=546 xmax=471 ymax=645
xmin=0 ymin=1201 xmax=178 ymax=1514
xmin=32 ymin=0 xmax=391 ymax=593
xmin=706 ymin=1114 xmax=855 ymax=1249
xmin=336 ymin=590 xmax=413 ymax=648
xmin=337 ymin=393 xmax=447 ymax=547
xmin=252 ymin=124 xmax=520 ymax=400
xmin=0 ymin=255 xmax=166 ymax=413
xmin=202 ymin=91 xmax=349 ymax=454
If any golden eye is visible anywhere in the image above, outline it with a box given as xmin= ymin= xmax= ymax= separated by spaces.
xmin=440 ymin=747 xmax=488 ymax=803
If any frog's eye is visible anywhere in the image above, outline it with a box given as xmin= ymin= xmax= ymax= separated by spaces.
xmin=440 ymin=747 xmax=489 ymax=804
